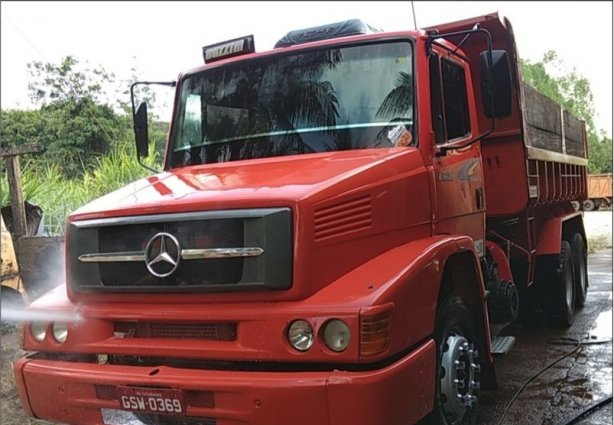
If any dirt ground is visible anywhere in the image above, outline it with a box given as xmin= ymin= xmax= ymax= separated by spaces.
xmin=1 ymin=211 xmax=611 ymax=424
xmin=1 ymin=323 xmax=50 ymax=425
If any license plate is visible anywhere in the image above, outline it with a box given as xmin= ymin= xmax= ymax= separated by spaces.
xmin=116 ymin=386 xmax=186 ymax=415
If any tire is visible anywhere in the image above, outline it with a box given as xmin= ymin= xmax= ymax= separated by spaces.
xmin=423 ymin=295 xmax=480 ymax=425
xmin=570 ymin=201 xmax=580 ymax=211
xmin=550 ymin=241 xmax=575 ymax=327
xmin=583 ymin=199 xmax=596 ymax=211
xmin=568 ymin=233 xmax=588 ymax=308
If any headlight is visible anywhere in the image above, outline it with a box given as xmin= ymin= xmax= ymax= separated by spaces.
xmin=52 ymin=322 xmax=68 ymax=343
xmin=287 ymin=320 xmax=314 ymax=352
xmin=31 ymin=322 xmax=47 ymax=342
xmin=323 ymin=319 xmax=351 ymax=352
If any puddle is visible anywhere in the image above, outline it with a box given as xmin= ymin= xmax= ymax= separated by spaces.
xmin=589 ymin=309 xmax=613 ymax=341
xmin=583 ymin=306 xmax=613 ymax=404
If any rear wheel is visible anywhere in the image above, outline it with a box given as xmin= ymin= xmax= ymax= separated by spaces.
xmin=424 ymin=295 xmax=480 ymax=425
xmin=583 ymin=199 xmax=596 ymax=211
xmin=549 ymin=241 xmax=575 ymax=327
xmin=568 ymin=233 xmax=588 ymax=308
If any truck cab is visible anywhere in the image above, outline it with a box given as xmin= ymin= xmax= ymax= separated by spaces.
xmin=14 ymin=13 xmax=588 ymax=425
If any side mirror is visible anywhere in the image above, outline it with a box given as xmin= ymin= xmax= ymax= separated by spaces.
xmin=480 ymin=50 xmax=512 ymax=118
xmin=134 ymin=101 xmax=149 ymax=158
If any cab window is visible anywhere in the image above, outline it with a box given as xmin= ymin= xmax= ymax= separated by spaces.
xmin=429 ymin=54 xmax=471 ymax=143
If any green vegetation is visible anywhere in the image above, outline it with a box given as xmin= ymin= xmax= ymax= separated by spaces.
xmin=521 ymin=51 xmax=612 ymax=173
xmin=0 ymin=144 xmax=159 ymax=234
xmin=1 ymin=56 xmax=167 ymax=234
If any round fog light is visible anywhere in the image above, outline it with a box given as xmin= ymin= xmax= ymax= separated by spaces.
xmin=31 ymin=322 xmax=47 ymax=342
xmin=323 ymin=319 xmax=351 ymax=352
xmin=287 ymin=320 xmax=314 ymax=352
xmin=52 ymin=322 xmax=68 ymax=343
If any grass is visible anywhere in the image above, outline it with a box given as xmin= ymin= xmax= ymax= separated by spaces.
xmin=1 ymin=144 xmax=159 ymax=235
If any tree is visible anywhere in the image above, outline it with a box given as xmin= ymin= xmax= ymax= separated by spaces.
xmin=27 ymin=56 xmax=118 ymax=106
xmin=521 ymin=51 xmax=612 ymax=173
xmin=587 ymin=131 xmax=613 ymax=174
xmin=41 ymin=99 xmax=127 ymax=177
xmin=0 ymin=109 xmax=46 ymax=148
xmin=8 ymin=56 xmax=132 ymax=177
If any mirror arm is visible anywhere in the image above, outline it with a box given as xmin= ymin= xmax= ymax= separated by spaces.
xmin=130 ymin=80 xmax=176 ymax=121
xmin=137 ymin=147 xmax=159 ymax=174
xmin=435 ymin=128 xmax=492 ymax=156
xmin=130 ymin=81 xmax=176 ymax=173
xmin=451 ymin=23 xmax=480 ymax=55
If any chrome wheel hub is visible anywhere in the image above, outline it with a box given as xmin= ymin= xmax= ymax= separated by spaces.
xmin=440 ymin=335 xmax=480 ymax=423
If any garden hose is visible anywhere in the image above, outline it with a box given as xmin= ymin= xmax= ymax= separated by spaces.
xmin=495 ymin=335 xmax=612 ymax=425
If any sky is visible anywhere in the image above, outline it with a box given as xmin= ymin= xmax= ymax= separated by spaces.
xmin=1 ymin=1 xmax=612 ymax=136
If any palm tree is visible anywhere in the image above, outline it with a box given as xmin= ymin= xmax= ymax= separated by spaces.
xmin=376 ymin=71 xmax=413 ymax=120
xmin=254 ymin=49 xmax=342 ymax=156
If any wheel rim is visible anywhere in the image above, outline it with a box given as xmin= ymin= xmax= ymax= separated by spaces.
xmin=440 ymin=334 xmax=480 ymax=424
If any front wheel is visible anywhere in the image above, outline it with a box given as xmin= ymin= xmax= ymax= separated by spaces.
xmin=424 ymin=295 xmax=480 ymax=425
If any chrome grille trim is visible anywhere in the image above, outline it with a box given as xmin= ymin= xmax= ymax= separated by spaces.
xmin=182 ymin=247 xmax=263 ymax=259
xmin=79 ymin=247 xmax=264 ymax=263
xmin=78 ymin=252 xmax=145 ymax=262
xmin=71 ymin=209 xmax=282 ymax=228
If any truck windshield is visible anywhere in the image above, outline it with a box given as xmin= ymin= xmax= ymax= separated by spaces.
xmin=169 ymin=41 xmax=414 ymax=168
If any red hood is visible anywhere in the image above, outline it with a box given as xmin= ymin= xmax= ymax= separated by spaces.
xmin=70 ymin=148 xmax=418 ymax=221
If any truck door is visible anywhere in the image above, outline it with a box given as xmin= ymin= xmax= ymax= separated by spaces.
xmin=429 ymin=49 xmax=486 ymax=256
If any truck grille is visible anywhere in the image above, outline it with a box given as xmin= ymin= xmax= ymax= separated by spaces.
xmin=68 ymin=209 xmax=292 ymax=293
xmin=113 ymin=322 xmax=237 ymax=341
xmin=98 ymin=220 xmax=243 ymax=287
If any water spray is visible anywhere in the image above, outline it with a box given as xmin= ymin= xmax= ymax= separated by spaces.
xmin=1 ymin=308 xmax=81 ymax=323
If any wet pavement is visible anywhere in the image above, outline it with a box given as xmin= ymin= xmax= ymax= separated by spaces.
xmin=478 ymin=249 xmax=613 ymax=425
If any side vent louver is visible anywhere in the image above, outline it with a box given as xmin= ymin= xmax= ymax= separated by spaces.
xmin=314 ymin=195 xmax=372 ymax=242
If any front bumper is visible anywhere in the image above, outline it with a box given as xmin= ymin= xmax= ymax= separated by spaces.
xmin=14 ymin=340 xmax=435 ymax=425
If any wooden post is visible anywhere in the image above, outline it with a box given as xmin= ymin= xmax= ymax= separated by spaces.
xmin=6 ymin=155 xmax=27 ymax=238
xmin=0 ymin=143 xmax=44 ymax=239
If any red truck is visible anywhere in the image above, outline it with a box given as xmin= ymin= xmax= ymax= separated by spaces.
xmin=15 ymin=13 xmax=589 ymax=425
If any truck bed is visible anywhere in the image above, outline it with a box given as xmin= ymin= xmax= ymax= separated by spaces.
xmin=431 ymin=13 xmax=590 ymax=217
xmin=522 ymin=83 xmax=587 ymax=161
xmin=483 ymin=83 xmax=588 ymax=218
xmin=519 ymin=83 xmax=588 ymax=209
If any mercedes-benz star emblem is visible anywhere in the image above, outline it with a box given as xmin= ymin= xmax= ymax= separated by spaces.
xmin=144 ymin=232 xmax=181 ymax=278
